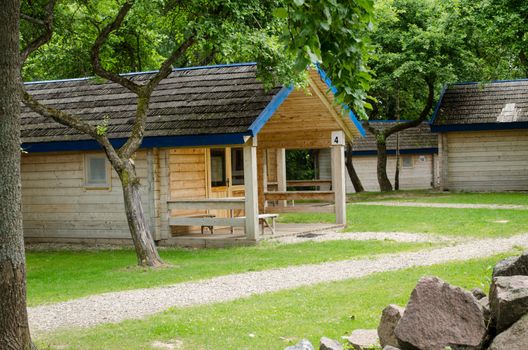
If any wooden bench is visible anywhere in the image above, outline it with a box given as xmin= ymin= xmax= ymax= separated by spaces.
xmin=258 ymin=213 xmax=278 ymax=235
xmin=174 ymin=214 xmax=216 ymax=234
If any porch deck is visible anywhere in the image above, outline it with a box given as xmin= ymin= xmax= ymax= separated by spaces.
xmin=159 ymin=223 xmax=343 ymax=249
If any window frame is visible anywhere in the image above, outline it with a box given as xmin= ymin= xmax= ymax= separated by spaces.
xmin=210 ymin=148 xmax=227 ymax=188
xmin=84 ymin=154 xmax=111 ymax=189
xmin=401 ymin=155 xmax=414 ymax=169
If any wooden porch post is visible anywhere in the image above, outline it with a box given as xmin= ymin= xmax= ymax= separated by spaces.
xmin=331 ymin=131 xmax=346 ymax=225
xmin=244 ymin=137 xmax=259 ymax=240
xmin=276 ymin=148 xmax=287 ymax=207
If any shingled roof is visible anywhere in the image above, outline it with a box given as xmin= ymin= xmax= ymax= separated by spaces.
xmin=353 ymin=121 xmax=437 ymax=154
xmin=21 ymin=63 xmax=282 ymax=145
xmin=431 ymin=79 xmax=528 ymax=131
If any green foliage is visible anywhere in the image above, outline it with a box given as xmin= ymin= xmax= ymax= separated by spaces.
xmin=278 ymin=0 xmax=375 ymax=118
xmin=95 ymin=115 xmax=110 ymax=136
xmin=286 ymin=149 xmax=316 ymax=180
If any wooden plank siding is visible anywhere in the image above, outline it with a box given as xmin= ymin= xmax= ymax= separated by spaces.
xmin=22 ymin=151 xmax=151 ymax=240
xmin=444 ymin=130 xmax=528 ymax=191
xmin=318 ymin=149 xmax=437 ymax=193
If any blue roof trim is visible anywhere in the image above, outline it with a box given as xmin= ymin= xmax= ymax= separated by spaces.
xmin=316 ymin=66 xmax=367 ymax=137
xmin=430 ymin=85 xmax=447 ymax=126
xmin=248 ymin=86 xmax=294 ymax=136
xmin=21 ymin=132 xmax=251 ymax=153
xmin=25 ymin=62 xmax=258 ymax=85
xmin=431 ymin=122 xmax=528 ymax=133
xmin=352 ymin=147 xmax=438 ymax=156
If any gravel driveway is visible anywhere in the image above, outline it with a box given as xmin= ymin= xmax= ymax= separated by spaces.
xmin=29 ymin=233 xmax=528 ymax=334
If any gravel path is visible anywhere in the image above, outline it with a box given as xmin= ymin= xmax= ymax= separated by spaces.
xmin=352 ymin=201 xmax=528 ymax=210
xmin=271 ymin=231 xmax=454 ymax=244
xmin=29 ymin=233 xmax=528 ymax=334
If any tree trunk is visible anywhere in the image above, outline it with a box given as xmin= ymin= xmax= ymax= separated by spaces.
xmin=119 ymin=161 xmax=163 ymax=267
xmin=345 ymin=142 xmax=364 ymax=193
xmin=376 ymin=139 xmax=393 ymax=192
xmin=394 ymin=132 xmax=400 ymax=191
xmin=0 ymin=0 xmax=33 ymax=348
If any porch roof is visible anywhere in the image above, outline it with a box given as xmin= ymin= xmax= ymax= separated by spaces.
xmin=21 ymin=63 xmax=365 ymax=153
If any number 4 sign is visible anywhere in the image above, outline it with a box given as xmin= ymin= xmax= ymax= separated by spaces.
xmin=331 ymin=131 xmax=345 ymax=146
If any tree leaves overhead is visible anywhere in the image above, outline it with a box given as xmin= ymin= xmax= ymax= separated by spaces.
xmin=279 ymin=0 xmax=375 ymax=118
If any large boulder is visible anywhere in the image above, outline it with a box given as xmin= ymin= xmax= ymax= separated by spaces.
xmin=345 ymin=329 xmax=379 ymax=350
xmin=319 ymin=337 xmax=343 ymax=350
xmin=285 ymin=339 xmax=315 ymax=350
xmin=394 ymin=277 xmax=487 ymax=350
xmin=493 ymin=252 xmax=528 ymax=278
xmin=488 ymin=313 xmax=528 ymax=350
xmin=489 ymin=275 xmax=528 ymax=333
xmin=377 ymin=304 xmax=405 ymax=348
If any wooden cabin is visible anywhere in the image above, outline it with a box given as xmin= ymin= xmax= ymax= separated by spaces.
xmin=431 ymin=79 xmax=528 ymax=192
xmin=21 ymin=63 xmax=365 ymax=247
xmin=317 ymin=121 xmax=439 ymax=192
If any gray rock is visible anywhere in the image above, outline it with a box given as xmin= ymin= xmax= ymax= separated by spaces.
xmin=319 ymin=337 xmax=343 ymax=350
xmin=346 ymin=329 xmax=379 ymax=350
xmin=383 ymin=347 xmax=400 ymax=350
xmin=488 ymin=313 xmax=528 ymax=350
xmin=489 ymin=275 xmax=528 ymax=333
xmin=377 ymin=304 xmax=405 ymax=348
xmin=478 ymin=296 xmax=491 ymax=326
xmin=472 ymin=287 xmax=487 ymax=300
xmin=394 ymin=277 xmax=487 ymax=350
xmin=493 ymin=252 xmax=528 ymax=278
xmin=285 ymin=339 xmax=315 ymax=350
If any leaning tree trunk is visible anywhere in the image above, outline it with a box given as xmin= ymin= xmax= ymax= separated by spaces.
xmin=345 ymin=142 xmax=364 ymax=193
xmin=118 ymin=161 xmax=163 ymax=267
xmin=376 ymin=139 xmax=393 ymax=192
xmin=0 ymin=0 xmax=33 ymax=348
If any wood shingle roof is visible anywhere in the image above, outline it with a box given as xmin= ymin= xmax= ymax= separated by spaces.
xmin=21 ymin=63 xmax=281 ymax=143
xmin=353 ymin=121 xmax=437 ymax=153
xmin=432 ymin=80 xmax=528 ymax=127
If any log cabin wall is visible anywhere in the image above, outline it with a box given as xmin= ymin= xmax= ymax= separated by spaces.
xmin=21 ymin=150 xmax=151 ymax=242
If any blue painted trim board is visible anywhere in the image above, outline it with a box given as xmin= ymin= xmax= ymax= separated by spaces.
xmin=22 ymin=132 xmax=251 ymax=153
xmin=316 ymin=65 xmax=367 ymax=137
xmin=351 ymin=147 xmax=438 ymax=156
xmin=248 ymin=86 xmax=294 ymax=136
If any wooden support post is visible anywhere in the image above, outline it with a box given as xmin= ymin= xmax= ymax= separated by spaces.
xmin=263 ymin=149 xmax=268 ymax=208
xmin=276 ymin=148 xmax=287 ymax=207
xmin=244 ymin=137 xmax=259 ymax=240
xmin=331 ymin=131 xmax=346 ymax=225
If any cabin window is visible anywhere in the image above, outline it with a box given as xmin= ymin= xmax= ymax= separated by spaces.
xmin=210 ymin=148 xmax=226 ymax=187
xmin=85 ymin=154 xmax=110 ymax=188
xmin=231 ymin=148 xmax=244 ymax=185
xmin=402 ymin=155 xmax=414 ymax=169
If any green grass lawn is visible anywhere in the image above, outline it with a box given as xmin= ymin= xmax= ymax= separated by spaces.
xmin=280 ymin=203 xmax=528 ymax=238
xmin=347 ymin=190 xmax=528 ymax=205
xmin=26 ymin=239 xmax=431 ymax=306
xmin=36 ymin=252 xmax=517 ymax=350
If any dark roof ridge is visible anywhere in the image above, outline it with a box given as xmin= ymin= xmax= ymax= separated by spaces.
xmin=24 ymin=62 xmax=257 ymax=86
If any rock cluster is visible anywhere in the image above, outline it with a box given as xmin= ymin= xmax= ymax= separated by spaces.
xmin=284 ymin=252 xmax=528 ymax=350
xmin=379 ymin=252 xmax=528 ymax=350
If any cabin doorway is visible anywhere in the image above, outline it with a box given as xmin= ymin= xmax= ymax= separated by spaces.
xmin=208 ymin=147 xmax=245 ymax=218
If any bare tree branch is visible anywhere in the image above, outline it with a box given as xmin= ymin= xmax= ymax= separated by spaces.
xmin=383 ymin=77 xmax=435 ymax=136
xmin=20 ymin=0 xmax=56 ymax=64
xmin=20 ymin=88 xmax=124 ymax=168
xmin=90 ymin=0 xmax=142 ymax=94
xmin=21 ymin=13 xmax=46 ymax=26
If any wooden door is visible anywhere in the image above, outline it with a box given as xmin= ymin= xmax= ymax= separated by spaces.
xmin=208 ymin=147 xmax=246 ymax=218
